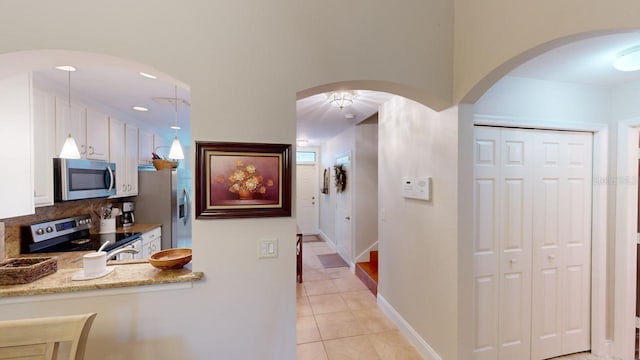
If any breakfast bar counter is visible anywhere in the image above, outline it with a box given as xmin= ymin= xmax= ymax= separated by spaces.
xmin=0 ymin=252 xmax=204 ymax=298
xmin=0 ymin=258 xmax=204 ymax=298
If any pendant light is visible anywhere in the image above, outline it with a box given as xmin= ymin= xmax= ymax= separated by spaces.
xmin=58 ymin=66 xmax=81 ymax=159
xmin=168 ymin=85 xmax=184 ymax=160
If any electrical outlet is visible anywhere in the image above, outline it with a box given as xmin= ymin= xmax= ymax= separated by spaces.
xmin=258 ymin=238 xmax=278 ymax=259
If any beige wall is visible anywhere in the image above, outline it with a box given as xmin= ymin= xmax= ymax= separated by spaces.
xmin=454 ymin=0 xmax=640 ymax=103
xmin=0 ymin=2 xmax=454 ymax=359
xmin=354 ymin=120 xmax=379 ymax=261
xmin=378 ymin=96 xmax=458 ymax=359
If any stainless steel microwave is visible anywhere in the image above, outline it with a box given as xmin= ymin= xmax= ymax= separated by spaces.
xmin=53 ymin=158 xmax=116 ymax=201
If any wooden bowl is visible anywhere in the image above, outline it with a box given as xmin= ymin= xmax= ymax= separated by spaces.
xmin=149 ymin=248 xmax=192 ymax=270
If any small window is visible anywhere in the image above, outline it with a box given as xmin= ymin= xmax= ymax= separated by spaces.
xmin=296 ymin=151 xmax=316 ymax=163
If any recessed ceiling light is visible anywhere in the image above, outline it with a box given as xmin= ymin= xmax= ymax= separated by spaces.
xmin=297 ymin=139 xmax=308 ymax=147
xmin=345 ymin=113 xmax=355 ymax=119
xmin=170 ymin=125 xmax=181 ymax=130
xmin=132 ymin=106 xmax=149 ymax=112
xmin=614 ymin=45 xmax=640 ymax=71
xmin=139 ymin=72 xmax=157 ymax=79
xmin=55 ymin=65 xmax=76 ymax=72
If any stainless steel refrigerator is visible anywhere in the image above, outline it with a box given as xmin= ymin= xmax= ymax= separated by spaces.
xmin=136 ymin=169 xmax=192 ymax=249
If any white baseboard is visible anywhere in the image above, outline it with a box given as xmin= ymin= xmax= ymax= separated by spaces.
xmin=377 ymin=294 xmax=443 ymax=360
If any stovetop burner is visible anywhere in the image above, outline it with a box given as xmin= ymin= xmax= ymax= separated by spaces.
xmin=22 ymin=214 xmax=141 ymax=254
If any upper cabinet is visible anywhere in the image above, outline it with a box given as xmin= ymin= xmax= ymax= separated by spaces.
xmin=55 ymin=99 xmax=109 ymax=161
xmin=138 ymin=129 xmax=154 ymax=166
xmin=55 ymin=98 xmax=86 ymax=158
xmin=32 ymin=88 xmax=56 ymax=207
xmin=109 ymin=118 xmax=139 ymax=197
xmin=0 ymin=73 xmax=34 ymax=219
xmin=85 ymin=109 xmax=109 ymax=160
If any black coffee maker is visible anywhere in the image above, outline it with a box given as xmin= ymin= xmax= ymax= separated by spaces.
xmin=120 ymin=201 xmax=135 ymax=228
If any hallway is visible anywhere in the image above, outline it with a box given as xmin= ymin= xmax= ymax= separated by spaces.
xmin=296 ymin=237 xmax=421 ymax=359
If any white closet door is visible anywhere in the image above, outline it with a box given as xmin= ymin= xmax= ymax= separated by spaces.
xmin=472 ymin=126 xmax=501 ymax=360
xmin=473 ymin=126 xmax=592 ymax=360
xmin=531 ymin=131 xmax=592 ymax=359
xmin=497 ymin=129 xmax=533 ymax=360
xmin=472 ymin=127 xmax=533 ymax=360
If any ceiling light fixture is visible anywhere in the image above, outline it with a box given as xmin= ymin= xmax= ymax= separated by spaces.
xmin=613 ymin=45 xmax=640 ymax=71
xmin=55 ymin=65 xmax=76 ymax=72
xmin=58 ymin=66 xmax=81 ymax=159
xmin=139 ymin=72 xmax=157 ymax=79
xmin=297 ymin=139 xmax=308 ymax=147
xmin=168 ymin=85 xmax=185 ymax=160
xmin=132 ymin=106 xmax=149 ymax=112
xmin=328 ymin=90 xmax=355 ymax=109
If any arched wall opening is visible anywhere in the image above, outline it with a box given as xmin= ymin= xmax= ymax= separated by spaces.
xmin=296 ymin=79 xmax=460 ymax=360
xmin=458 ymin=29 xmax=640 ymax=359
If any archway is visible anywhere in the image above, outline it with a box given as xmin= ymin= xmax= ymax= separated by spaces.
xmin=458 ymin=30 xmax=640 ymax=359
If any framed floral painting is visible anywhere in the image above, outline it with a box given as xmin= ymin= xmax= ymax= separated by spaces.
xmin=195 ymin=141 xmax=292 ymax=219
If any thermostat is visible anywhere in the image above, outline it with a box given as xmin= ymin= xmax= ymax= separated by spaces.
xmin=402 ymin=177 xmax=431 ymax=201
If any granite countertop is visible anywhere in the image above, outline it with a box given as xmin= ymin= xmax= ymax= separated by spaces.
xmin=0 ymin=261 xmax=204 ymax=297
xmin=114 ymin=223 xmax=162 ymax=234
xmin=0 ymin=223 xmax=203 ymax=298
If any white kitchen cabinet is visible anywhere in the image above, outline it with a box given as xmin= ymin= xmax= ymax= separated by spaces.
xmin=153 ymin=133 xmax=169 ymax=158
xmin=109 ymin=117 xmax=126 ymax=197
xmin=0 ymin=73 xmax=34 ymax=219
xmin=55 ymin=98 xmax=86 ymax=158
xmin=141 ymin=227 xmax=162 ymax=259
xmin=32 ymin=88 xmax=56 ymax=207
xmin=138 ymin=129 xmax=154 ymax=166
xmin=109 ymin=118 xmax=139 ymax=197
xmin=85 ymin=109 xmax=109 ymax=160
xmin=125 ymin=124 xmax=139 ymax=195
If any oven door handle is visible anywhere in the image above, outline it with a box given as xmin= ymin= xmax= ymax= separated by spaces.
xmin=106 ymin=165 xmax=114 ymax=193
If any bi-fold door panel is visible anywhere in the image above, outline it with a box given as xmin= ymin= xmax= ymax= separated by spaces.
xmin=473 ymin=126 xmax=592 ymax=360
xmin=531 ymin=131 xmax=592 ymax=360
xmin=473 ymin=127 xmax=532 ymax=360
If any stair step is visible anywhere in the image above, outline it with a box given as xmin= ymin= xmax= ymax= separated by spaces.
xmin=370 ymin=250 xmax=378 ymax=265
xmin=355 ymin=261 xmax=378 ymax=296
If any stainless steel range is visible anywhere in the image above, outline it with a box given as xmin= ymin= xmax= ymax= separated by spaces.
xmin=22 ymin=214 xmax=141 ymax=254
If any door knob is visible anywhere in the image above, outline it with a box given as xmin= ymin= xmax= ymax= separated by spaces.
xmin=548 ymin=254 xmax=556 ymax=260
xmin=510 ymin=259 xmax=517 ymax=264
xmin=345 ymin=216 xmax=351 ymax=220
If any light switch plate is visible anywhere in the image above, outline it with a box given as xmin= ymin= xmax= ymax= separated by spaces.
xmin=258 ymin=238 xmax=278 ymax=259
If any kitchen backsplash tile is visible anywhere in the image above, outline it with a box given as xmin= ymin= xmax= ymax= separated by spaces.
xmin=0 ymin=198 xmax=120 ymax=258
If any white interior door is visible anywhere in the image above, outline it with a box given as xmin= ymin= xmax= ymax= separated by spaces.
xmin=473 ymin=126 xmax=592 ymax=360
xmin=473 ymin=127 xmax=533 ymax=360
xmin=296 ymin=164 xmax=319 ymax=234
xmin=335 ymin=159 xmax=352 ymax=262
xmin=531 ymin=131 xmax=592 ymax=359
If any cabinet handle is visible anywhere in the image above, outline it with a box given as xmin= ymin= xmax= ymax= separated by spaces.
xmin=88 ymin=145 xmax=94 ymax=155
xmin=80 ymin=144 xmax=86 ymax=154
xmin=548 ymin=254 xmax=556 ymax=260
xmin=127 ymin=184 xmax=131 ymax=191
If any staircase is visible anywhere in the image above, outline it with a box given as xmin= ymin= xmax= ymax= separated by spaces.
xmin=355 ymin=250 xmax=378 ymax=295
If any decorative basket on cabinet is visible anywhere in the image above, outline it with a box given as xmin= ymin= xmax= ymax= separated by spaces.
xmin=152 ymin=159 xmax=178 ymax=171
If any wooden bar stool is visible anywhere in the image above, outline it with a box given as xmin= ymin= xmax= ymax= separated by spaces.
xmin=0 ymin=313 xmax=97 ymax=360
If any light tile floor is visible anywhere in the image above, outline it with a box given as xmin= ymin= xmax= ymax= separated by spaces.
xmin=298 ymin=239 xmax=614 ymax=360
xmin=297 ymin=239 xmax=422 ymax=360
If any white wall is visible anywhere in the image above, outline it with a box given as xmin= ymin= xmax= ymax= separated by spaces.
xmin=475 ymin=76 xmax=611 ymax=124
xmin=0 ymin=1 xmax=455 ymax=359
xmin=378 ymin=96 xmax=459 ymax=359
xmin=354 ymin=120 xmax=379 ymax=260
